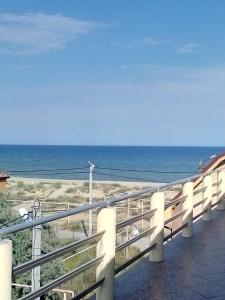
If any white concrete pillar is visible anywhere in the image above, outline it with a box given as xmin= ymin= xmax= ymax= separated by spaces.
xmin=182 ymin=181 xmax=193 ymax=237
xmin=149 ymin=192 xmax=164 ymax=262
xmin=202 ymin=175 xmax=212 ymax=221
xmin=217 ymin=170 xmax=225 ymax=210
xmin=96 ymin=207 xmax=116 ymax=300
xmin=0 ymin=239 xmax=12 ymax=300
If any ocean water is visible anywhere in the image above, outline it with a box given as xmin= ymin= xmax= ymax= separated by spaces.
xmin=0 ymin=145 xmax=224 ymax=183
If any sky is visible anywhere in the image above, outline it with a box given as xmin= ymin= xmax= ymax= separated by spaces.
xmin=0 ymin=0 xmax=225 ymax=146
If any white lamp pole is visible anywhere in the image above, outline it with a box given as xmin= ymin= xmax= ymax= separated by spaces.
xmin=88 ymin=161 xmax=95 ymax=236
xmin=32 ymin=200 xmax=42 ymax=300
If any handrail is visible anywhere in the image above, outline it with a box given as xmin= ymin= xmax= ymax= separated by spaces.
xmin=1 ymin=165 xmax=225 ymax=300
xmin=193 ymin=187 xmax=207 ymax=195
xmin=116 ymin=209 xmax=156 ymax=230
xmin=71 ymin=278 xmax=105 ymax=300
xmin=1 ymin=167 xmax=224 ymax=236
xmin=164 ymin=210 xmax=186 ymax=225
xmin=116 ymin=226 xmax=156 ymax=252
xmin=19 ymin=255 xmax=104 ymax=300
xmin=13 ymin=231 xmax=104 ymax=276
xmin=115 ymin=243 xmax=156 ymax=275
xmin=164 ymin=196 xmax=186 ymax=209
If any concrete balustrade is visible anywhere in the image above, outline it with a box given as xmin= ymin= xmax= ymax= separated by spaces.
xmin=96 ymin=207 xmax=116 ymax=300
xmin=1 ymin=168 xmax=225 ymax=299
xmin=202 ymin=175 xmax=212 ymax=221
xmin=182 ymin=181 xmax=194 ymax=237
xmin=149 ymin=192 xmax=165 ymax=262
xmin=217 ymin=170 xmax=225 ymax=210
xmin=0 ymin=239 xmax=12 ymax=300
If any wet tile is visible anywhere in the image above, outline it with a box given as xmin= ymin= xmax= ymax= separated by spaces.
xmin=115 ymin=210 xmax=225 ymax=299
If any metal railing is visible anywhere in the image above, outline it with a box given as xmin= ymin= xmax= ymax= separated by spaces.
xmin=0 ymin=167 xmax=225 ymax=300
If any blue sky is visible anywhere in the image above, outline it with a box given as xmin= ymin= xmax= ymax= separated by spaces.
xmin=0 ymin=0 xmax=224 ymax=146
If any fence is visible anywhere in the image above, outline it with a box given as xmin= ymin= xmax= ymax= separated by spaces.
xmin=0 ymin=167 xmax=225 ymax=299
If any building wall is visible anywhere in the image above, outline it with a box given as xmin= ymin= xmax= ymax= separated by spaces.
xmin=0 ymin=180 xmax=7 ymax=192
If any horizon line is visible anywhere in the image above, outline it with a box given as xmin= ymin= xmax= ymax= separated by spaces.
xmin=0 ymin=143 xmax=224 ymax=148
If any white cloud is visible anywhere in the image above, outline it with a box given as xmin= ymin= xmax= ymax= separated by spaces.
xmin=177 ymin=42 xmax=200 ymax=54
xmin=116 ymin=38 xmax=202 ymax=56
xmin=9 ymin=64 xmax=31 ymax=70
xmin=116 ymin=37 xmax=172 ymax=48
xmin=0 ymin=13 xmax=106 ymax=54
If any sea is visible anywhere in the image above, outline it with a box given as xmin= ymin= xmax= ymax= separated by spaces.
xmin=0 ymin=145 xmax=224 ymax=183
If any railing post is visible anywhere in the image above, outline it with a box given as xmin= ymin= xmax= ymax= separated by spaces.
xmin=202 ymin=175 xmax=212 ymax=221
xmin=0 ymin=239 xmax=12 ymax=300
xmin=182 ymin=181 xmax=193 ymax=238
xmin=96 ymin=207 xmax=116 ymax=300
xmin=149 ymin=192 xmax=164 ymax=262
xmin=217 ymin=170 xmax=225 ymax=210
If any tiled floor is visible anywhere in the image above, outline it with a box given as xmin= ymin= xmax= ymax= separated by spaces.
xmin=115 ymin=209 xmax=225 ymax=300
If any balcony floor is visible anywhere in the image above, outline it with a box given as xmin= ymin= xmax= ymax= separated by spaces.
xmin=115 ymin=209 xmax=225 ymax=300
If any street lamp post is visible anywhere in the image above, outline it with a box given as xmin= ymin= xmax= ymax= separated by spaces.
xmin=88 ymin=161 xmax=95 ymax=236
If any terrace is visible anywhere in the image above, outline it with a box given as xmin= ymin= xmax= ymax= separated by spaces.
xmin=0 ymin=165 xmax=225 ymax=300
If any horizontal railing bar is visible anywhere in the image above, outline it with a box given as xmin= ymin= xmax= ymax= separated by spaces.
xmin=164 ymin=196 xmax=186 ymax=209
xmin=163 ymin=223 xmax=187 ymax=242
xmin=193 ymin=199 xmax=203 ymax=208
xmin=115 ymin=206 xmax=149 ymax=211
xmin=115 ymin=243 xmax=156 ymax=275
xmin=193 ymin=209 xmax=207 ymax=221
xmin=11 ymin=284 xmax=75 ymax=296
xmin=212 ymin=191 xmax=222 ymax=198
xmin=19 ymin=256 xmax=103 ymax=300
xmin=212 ymin=180 xmax=222 ymax=187
xmin=212 ymin=199 xmax=221 ymax=208
xmin=70 ymin=278 xmax=105 ymax=300
xmin=61 ymin=244 xmax=96 ymax=263
xmin=13 ymin=231 xmax=104 ymax=276
xmin=116 ymin=209 xmax=156 ymax=230
xmin=116 ymin=229 xmax=127 ymax=236
xmin=193 ymin=187 xmax=207 ymax=196
xmin=201 ymin=197 xmax=208 ymax=203
xmin=116 ymin=226 xmax=156 ymax=252
xmin=164 ymin=210 xmax=186 ymax=225
xmin=1 ymin=167 xmax=224 ymax=236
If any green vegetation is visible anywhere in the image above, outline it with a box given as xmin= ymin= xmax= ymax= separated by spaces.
xmin=24 ymin=184 xmax=36 ymax=193
xmin=66 ymin=187 xmax=77 ymax=193
xmin=17 ymin=181 xmax=25 ymax=189
xmin=111 ymin=183 xmax=122 ymax=188
xmin=0 ymin=197 xmax=64 ymax=300
xmin=68 ymin=222 xmax=81 ymax=237
xmin=0 ymin=181 xmax=142 ymax=298
xmin=51 ymin=182 xmax=62 ymax=189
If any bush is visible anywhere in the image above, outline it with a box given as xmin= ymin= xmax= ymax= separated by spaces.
xmin=17 ymin=181 xmax=25 ymax=189
xmin=52 ymin=182 xmax=62 ymax=189
xmin=0 ymin=196 xmax=65 ymax=300
xmin=66 ymin=187 xmax=77 ymax=194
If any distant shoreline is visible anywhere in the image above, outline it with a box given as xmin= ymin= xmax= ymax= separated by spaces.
xmin=9 ymin=176 xmax=164 ymax=187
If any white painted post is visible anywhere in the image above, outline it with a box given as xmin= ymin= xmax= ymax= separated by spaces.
xmin=217 ymin=170 xmax=225 ymax=210
xmin=149 ymin=192 xmax=164 ymax=262
xmin=32 ymin=200 xmax=42 ymax=299
xmin=141 ymin=199 xmax=144 ymax=230
xmin=0 ymin=239 xmax=12 ymax=300
xmin=67 ymin=203 xmax=70 ymax=227
xmin=89 ymin=162 xmax=95 ymax=236
xmin=126 ymin=201 xmax=130 ymax=258
xmin=202 ymin=175 xmax=212 ymax=221
xmin=96 ymin=207 xmax=116 ymax=300
xmin=182 ymin=182 xmax=193 ymax=238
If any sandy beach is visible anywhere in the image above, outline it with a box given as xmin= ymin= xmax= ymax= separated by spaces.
xmin=8 ymin=176 xmax=163 ymax=203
